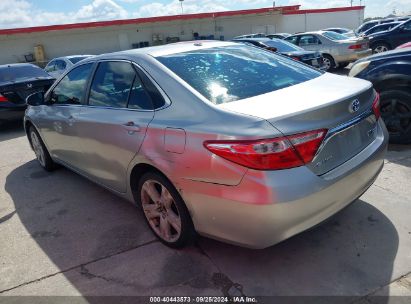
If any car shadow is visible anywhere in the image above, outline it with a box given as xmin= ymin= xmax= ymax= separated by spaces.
xmin=197 ymin=198 xmax=399 ymax=299
xmin=387 ymin=144 xmax=411 ymax=168
xmin=4 ymin=160 xmax=399 ymax=300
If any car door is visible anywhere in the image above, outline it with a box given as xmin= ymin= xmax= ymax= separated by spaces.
xmin=392 ymin=21 xmax=411 ymax=47
xmin=36 ymin=62 xmax=95 ymax=168
xmin=75 ymin=60 xmax=156 ymax=193
xmin=297 ymin=34 xmax=322 ymax=52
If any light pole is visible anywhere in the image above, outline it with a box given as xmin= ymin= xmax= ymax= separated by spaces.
xmin=179 ymin=0 xmax=184 ymax=15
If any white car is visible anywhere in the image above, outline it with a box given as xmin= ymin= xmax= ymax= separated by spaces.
xmin=44 ymin=55 xmax=93 ymax=78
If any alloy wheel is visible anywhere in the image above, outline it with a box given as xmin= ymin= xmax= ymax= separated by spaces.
xmin=381 ymin=98 xmax=411 ymax=136
xmin=374 ymin=45 xmax=389 ymax=53
xmin=141 ymin=180 xmax=182 ymax=243
xmin=323 ymin=57 xmax=332 ymax=71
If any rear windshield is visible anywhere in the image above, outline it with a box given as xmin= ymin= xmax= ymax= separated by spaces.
xmin=322 ymin=31 xmax=348 ymax=41
xmin=0 ymin=65 xmax=49 ymax=83
xmin=156 ymin=45 xmax=321 ymax=104
xmin=68 ymin=56 xmax=91 ymax=64
xmin=263 ymin=40 xmax=302 ymax=52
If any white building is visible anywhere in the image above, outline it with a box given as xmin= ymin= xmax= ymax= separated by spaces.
xmin=0 ymin=5 xmax=365 ymax=65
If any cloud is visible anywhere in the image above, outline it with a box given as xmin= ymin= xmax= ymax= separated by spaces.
xmin=0 ymin=0 xmax=128 ymax=29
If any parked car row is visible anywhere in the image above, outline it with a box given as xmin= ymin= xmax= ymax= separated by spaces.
xmin=232 ymin=38 xmax=325 ymax=70
xmin=284 ymin=31 xmax=372 ymax=70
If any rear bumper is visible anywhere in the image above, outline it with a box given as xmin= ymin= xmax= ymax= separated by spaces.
xmin=335 ymin=49 xmax=372 ymax=63
xmin=0 ymin=106 xmax=26 ymax=122
xmin=181 ymin=119 xmax=388 ymax=248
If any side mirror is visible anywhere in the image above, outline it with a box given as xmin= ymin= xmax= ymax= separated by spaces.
xmin=26 ymin=92 xmax=45 ymax=106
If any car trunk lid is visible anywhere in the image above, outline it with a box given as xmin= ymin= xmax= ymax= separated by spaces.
xmin=0 ymin=78 xmax=54 ymax=105
xmin=218 ymin=73 xmax=378 ymax=175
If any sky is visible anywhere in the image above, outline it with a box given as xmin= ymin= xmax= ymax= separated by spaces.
xmin=1 ymin=0 xmax=411 ymax=29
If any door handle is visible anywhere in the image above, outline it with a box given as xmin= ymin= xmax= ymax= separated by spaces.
xmin=123 ymin=121 xmax=141 ymax=132
xmin=67 ymin=115 xmax=75 ymax=126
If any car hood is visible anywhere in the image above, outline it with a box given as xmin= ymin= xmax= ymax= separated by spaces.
xmin=217 ymin=72 xmax=371 ymax=121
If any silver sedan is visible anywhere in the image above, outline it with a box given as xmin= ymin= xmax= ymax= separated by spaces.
xmin=25 ymin=41 xmax=388 ymax=249
xmin=285 ymin=31 xmax=372 ymax=70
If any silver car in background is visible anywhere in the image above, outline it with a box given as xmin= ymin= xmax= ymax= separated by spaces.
xmin=285 ymin=31 xmax=372 ymax=70
xmin=44 ymin=55 xmax=93 ymax=78
xmin=25 ymin=41 xmax=387 ymax=249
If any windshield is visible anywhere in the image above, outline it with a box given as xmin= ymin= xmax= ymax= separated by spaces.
xmin=157 ymin=45 xmax=321 ymax=105
xmin=0 ymin=65 xmax=49 ymax=83
xmin=322 ymin=31 xmax=348 ymax=41
xmin=263 ymin=40 xmax=303 ymax=52
xmin=68 ymin=56 xmax=91 ymax=64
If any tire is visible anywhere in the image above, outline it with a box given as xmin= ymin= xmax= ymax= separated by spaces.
xmin=372 ymin=42 xmax=390 ymax=54
xmin=322 ymin=54 xmax=336 ymax=71
xmin=29 ymin=126 xmax=55 ymax=171
xmin=137 ymin=171 xmax=195 ymax=248
xmin=338 ymin=62 xmax=350 ymax=69
xmin=380 ymin=89 xmax=411 ymax=144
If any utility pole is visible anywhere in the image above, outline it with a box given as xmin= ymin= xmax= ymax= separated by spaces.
xmin=179 ymin=0 xmax=184 ymax=14
xmin=350 ymin=0 xmax=353 ymax=6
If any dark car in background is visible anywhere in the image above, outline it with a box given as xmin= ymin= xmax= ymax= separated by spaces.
xmin=368 ymin=19 xmax=411 ymax=53
xmin=233 ymin=38 xmax=324 ymax=69
xmin=362 ymin=22 xmax=401 ymax=37
xmin=349 ymin=48 xmax=411 ymax=143
xmin=356 ymin=17 xmax=410 ymax=35
xmin=0 ymin=63 xmax=55 ymax=124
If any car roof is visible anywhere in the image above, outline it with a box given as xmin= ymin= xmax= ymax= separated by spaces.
xmin=0 ymin=63 xmax=39 ymax=69
xmin=51 ymin=55 xmax=94 ymax=60
xmin=232 ymin=37 xmax=271 ymax=42
xmin=84 ymin=41 xmax=237 ymax=60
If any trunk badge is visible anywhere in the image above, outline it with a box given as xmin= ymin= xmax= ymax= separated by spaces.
xmin=350 ymin=99 xmax=360 ymax=113
xmin=27 ymin=83 xmax=33 ymax=88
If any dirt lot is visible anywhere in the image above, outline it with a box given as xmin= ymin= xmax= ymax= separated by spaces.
xmin=0 ymin=121 xmax=411 ymax=302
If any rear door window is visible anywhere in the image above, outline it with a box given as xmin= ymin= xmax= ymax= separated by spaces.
xmin=285 ymin=35 xmax=299 ymax=45
xmin=88 ymin=61 xmax=136 ymax=108
xmin=55 ymin=60 xmax=67 ymax=71
xmin=45 ymin=60 xmax=56 ymax=73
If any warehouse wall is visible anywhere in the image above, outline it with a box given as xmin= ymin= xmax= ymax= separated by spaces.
xmin=0 ymin=8 xmax=364 ymax=65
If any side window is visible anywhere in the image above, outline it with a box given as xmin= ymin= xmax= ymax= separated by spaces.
xmin=299 ymin=35 xmax=320 ymax=46
xmin=50 ymin=63 xmax=94 ymax=105
xmin=55 ymin=60 xmax=67 ymax=71
xmin=45 ymin=60 xmax=56 ymax=72
xmin=128 ymin=75 xmax=153 ymax=110
xmin=402 ymin=22 xmax=411 ymax=31
xmin=89 ymin=61 xmax=135 ymax=108
xmin=285 ymin=36 xmax=298 ymax=45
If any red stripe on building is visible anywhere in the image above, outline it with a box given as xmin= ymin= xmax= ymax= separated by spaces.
xmin=283 ymin=6 xmax=365 ymax=15
xmin=0 ymin=5 xmax=301 ymax=36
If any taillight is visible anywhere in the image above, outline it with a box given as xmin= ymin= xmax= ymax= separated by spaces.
xmin=372 ymin=92 xmax=381 ymax=120
xmin=0 ymin=94 xmax=8 ymax=103
xmin=349 ymin=44 xmax=362 ymax=50
xmin=204 ymin=129 xmax=327 ymax=170
xmin=291 ymin=56 xmax=300 ymax=61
